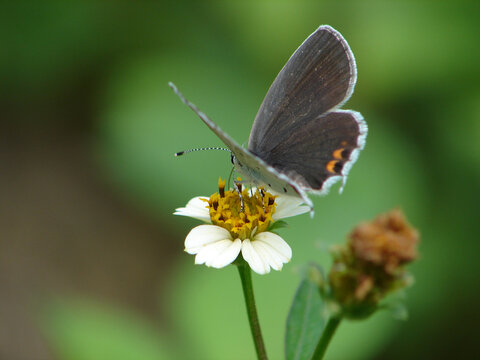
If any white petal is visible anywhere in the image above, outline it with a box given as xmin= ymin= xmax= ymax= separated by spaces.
xmin=273 ymin=196 xmax=310 ymax=220
xmin=174 ymin=196 xmax=211 ymax=222
xmin=241 ymin=239 xmax=270 ymax=275
xmin=194 ymin=240 xmax=230 ymax=265
xmin=184 ymin=225 xmax=231 ymax=254
xmin=205 ymin=238 xmax=242 ymax=268
xmin=249 ymin=240 xmax=283 ymax=271
xmin=251 ymin=232 xmax=292 ymax=271
xmin=195 ymin=238 xmax=241 ymax=267
xmin=254 ymin=232 xmax=292 ymax=259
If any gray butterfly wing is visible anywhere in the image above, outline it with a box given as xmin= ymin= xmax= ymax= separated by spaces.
xmin=168 ymin=82 xmax=313 ymax=208
xmin=249 ymin=25 xmax=357 ymax=152
xmin=258 ymin=110 xmax=367 ymax=195
xmin=248 ymin=25 xmax=365 ymax=194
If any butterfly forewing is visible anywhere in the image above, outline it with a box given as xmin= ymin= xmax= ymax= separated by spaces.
xmin=248 ymin=25 xmax=357 ymax=154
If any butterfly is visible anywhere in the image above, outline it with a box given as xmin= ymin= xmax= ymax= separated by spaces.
xmin=170 ymin=25 xmax=367 ymax=213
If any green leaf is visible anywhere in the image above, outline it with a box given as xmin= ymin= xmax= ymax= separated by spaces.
xmin=268 ymin=220 xmax=289 ymax=232
xmin=285 ymin=277 xmax=325 ymax=360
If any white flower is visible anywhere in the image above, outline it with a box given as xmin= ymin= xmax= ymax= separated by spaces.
xmin=174 ymin=180 xmax=309 ymax=275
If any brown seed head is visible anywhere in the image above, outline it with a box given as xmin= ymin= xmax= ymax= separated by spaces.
xmin=328 ymin=209 xmax=420 ymax=318
xmin=349 ymin=209 xmax=419 ymax=275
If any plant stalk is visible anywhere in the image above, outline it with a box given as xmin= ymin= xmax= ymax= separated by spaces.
xmin=311 ymin=316 xmax=342 ymax=360
xmin=237 ymin=262 xmax=268 ymax=360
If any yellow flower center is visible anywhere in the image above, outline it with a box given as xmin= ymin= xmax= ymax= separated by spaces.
xmin=204 ymin=178 xmax=277 ymax=240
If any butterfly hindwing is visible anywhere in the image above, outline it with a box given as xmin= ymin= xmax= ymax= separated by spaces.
xmin=255 ymin=110 xmax=367 ymax=194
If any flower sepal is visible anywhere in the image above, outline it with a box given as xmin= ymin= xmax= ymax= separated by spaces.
xmin=267 ymin=220 xmax=289 ymax=233
xmin=380 ymin=298 xmax=409 ymax=321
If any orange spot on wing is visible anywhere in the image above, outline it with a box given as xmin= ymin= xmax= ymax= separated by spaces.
xmin=326 ymin=160 xmax=339 ymax=173
xmin=333 ymin=148 xmax=345 ymax=160
xmin=341 ymin=141 xmax=348 ymax=146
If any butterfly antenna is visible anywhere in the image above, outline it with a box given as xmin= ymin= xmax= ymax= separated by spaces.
xmin=174 ymin=147 xmax=231 ymax=157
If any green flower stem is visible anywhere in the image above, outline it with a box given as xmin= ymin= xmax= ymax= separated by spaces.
xmin=237 ymin=261 xmax=268 ymax=360
xmin=311 ymin=316 xmax=342 ymax=360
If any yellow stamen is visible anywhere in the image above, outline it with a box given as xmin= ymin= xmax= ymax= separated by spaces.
xmin=207 ymin=179 xmax=277 ymax=240
xmin=218 ymin=178 xmax=226 ymax=198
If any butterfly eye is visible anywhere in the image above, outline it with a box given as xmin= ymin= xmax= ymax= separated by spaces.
xmin=230 ymin=153 xmax=235 ymax=165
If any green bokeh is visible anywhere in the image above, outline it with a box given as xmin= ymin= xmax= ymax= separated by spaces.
xmin=3 ymin=1 xmax=480 ymax=359
xmin=40 ymin=299 xmax=175 ymax=360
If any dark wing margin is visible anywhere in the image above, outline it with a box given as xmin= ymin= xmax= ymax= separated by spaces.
xmin=255 ymin=110 xmax=367 ymax=195
xmin=248 ymin=25 xmax=357 ymax=154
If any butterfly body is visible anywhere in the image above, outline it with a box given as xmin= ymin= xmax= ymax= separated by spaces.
xmin=170 ymin=25 xmax=367 ymax=213
xmin=231 ymin=149 xmax=301 ymax=197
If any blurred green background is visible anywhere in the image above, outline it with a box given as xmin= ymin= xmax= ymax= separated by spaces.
xmin=1 ymin=1 xmax=479 ymax=359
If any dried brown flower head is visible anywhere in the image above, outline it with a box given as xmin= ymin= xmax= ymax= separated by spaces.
xmin=349 ymin=209 xmax=419 ymax=275
xmin=328 ymin=209 xmax=419 ymax=318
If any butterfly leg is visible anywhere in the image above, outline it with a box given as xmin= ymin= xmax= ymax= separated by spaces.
xmin=227 ymin=167 xmax=235 ymax=190
xmin=234 ymin=181 xmax=245 ymax=212
xmin=259 ymin=188 xmax=266 ymax=212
